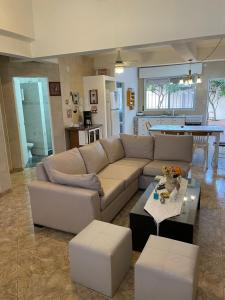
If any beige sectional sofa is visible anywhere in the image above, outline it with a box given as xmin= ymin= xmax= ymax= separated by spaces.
xmin=28 ymin=134 xmax=193 ymax=234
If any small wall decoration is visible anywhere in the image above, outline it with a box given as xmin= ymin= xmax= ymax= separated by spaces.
xmin=70 ymin=91 xmax=80 ymax=105
xmin=89 ymin=89 xmax=98 ymax=104
xmin=91 ymin=105 xmax=98 ymax=113
xmin=96 ymin=68 xmax=108 ymax=75
xmin=49 ymin=82 xmax=61 ymax=96
xmin=127 ymin=88 xmax=135 ymax=110
xmin=67 ymin=109 xmax=72 ymax=118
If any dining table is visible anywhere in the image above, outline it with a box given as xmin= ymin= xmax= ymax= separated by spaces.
xmin=148 ymin=125 xmax=224 ymax=168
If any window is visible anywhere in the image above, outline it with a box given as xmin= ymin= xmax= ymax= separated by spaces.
xmin=144 ymin=78 xmax=195 ymax=110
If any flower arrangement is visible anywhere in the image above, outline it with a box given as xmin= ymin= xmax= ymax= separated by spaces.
xmin=162 ymin=166 xmax=182 ymax=193
xmin=162 ymin=166 xmax=182 ymax=178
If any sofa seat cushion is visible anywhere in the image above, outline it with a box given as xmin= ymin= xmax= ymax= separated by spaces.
xmin=154 ymin=134 xmax=193 ymax=163
xmin=143 ymin=160 xmax=190 ymax=177
xmin=98 ymin=164 xmax=140 ymax=188
xmin=113 ymin=158 xmax=150 ymax=170
xmin=120 ymin=134 xmax=154 ymax=160
xmin=43 ymin=148 xmax=86 ymax=182
xmin=79 ymin=141 xmax=109 ymax=174
xmin=98 ymin=178 xmax=125 ymax=210
xmin=100 ymin=137 xmax=125 ymax=163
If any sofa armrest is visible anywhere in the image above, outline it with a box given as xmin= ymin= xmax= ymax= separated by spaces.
xmin=28 ymin=180 xmax=101 ymax=234
xmin=36 ymin=162 xmax=49 ymax=181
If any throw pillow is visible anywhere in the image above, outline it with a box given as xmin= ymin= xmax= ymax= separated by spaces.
xmin=43 ymin=148 xmax=87 ymax=182
xmin=50 ymin=169 xmax=104 ymax=196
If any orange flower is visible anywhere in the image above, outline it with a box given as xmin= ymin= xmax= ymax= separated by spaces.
xmin=162 ymin=165 xmax=182 ymax=177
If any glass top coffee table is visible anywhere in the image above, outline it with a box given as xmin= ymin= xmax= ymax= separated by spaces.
xmin=129 ymin=177 xmax=201 ymax=251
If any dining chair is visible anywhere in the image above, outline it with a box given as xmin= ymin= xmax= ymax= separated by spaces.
xmin=212 ymin=141 xmax=225 ymax=167
xmin=145 ymin=121 xmax=152 ymax=135
xmin=161 ymin=131 xmax=183 ymax=135
xmin=191 ymin=132 xmax=211 ymax=169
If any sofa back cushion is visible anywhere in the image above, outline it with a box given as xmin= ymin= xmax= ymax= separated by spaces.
xmin=120 ymin=134 xmax=154 ymax=160
xmin=154 ymin=134 xmax=193 ymax=162
xmin=100 ymin=137 xmax=125 ymax=163
xmin=43 ymin=148 xmax=86 ymax=182
xmin=79 ymin=141 xmax=109 ymax=173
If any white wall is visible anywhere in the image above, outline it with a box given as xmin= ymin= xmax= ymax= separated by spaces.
xmin=1 ymin=0 xmax=225 ymax=58
xmin=13 ymin=78 xmax=29 ymax=167
xmin=0 ymin=0 xmax=34 ymax=38
xmin=58 ymin=55 xmax=95 ymax=126
xmin=115 ymin=68 xmax=138 ymax=134
xmin=31 ymin=0 xmax=225 ymax=57
xmin=0 ymin=0 xmax=34 ymax=57
xmin=40 ymin=78 xmax=53 ymax=150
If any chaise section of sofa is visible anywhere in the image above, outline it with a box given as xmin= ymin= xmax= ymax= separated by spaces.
xmin=28 ymin=134 xmax=193 ymax=234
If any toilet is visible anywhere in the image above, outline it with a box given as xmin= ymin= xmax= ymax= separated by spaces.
xmin=27 ymin=142 xmax=34 ymax=159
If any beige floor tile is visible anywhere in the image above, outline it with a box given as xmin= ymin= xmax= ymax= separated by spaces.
xmin=0 ymin=150 xmax=224 ymax=299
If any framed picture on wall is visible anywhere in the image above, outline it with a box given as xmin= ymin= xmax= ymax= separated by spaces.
xmin=49 ymin=82 xmax=61 ymax=96
xmin=89 ymin=89 xmax=98 ymax=104
xmin=91 ymin=105 xmax=98 ymax=113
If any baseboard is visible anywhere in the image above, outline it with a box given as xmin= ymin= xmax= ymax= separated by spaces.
xmin=0 ymin=188 xmax=11 ymax=198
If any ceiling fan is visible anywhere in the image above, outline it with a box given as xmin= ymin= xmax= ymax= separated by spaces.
xmin=114 ymin=49 xmax=138 ymax=73
xmin=114 ymin=50 xmax=125 ymax=74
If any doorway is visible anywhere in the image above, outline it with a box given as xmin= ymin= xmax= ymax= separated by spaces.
xmin=207 ymin=78 xmax=225 ymax=142
xmin=13 ymin=77 xmax=53 ymax=168
xmin=116 ymin=82 xmax=125 ymax=133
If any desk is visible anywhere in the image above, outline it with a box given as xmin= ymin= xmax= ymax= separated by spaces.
xmin=149 ymin=125 xmax=224 ymax=168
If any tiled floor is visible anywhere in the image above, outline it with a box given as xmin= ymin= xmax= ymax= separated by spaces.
xmin=0 ymin=146 xmax=225 ymax=299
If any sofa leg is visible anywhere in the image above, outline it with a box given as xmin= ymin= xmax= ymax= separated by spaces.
xmin=34 ymin=224 xmax=44 ymax=228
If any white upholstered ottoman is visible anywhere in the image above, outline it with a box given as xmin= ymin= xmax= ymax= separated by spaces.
xmin=135 ymin=235 xmax=199 ymax=300
xmin=69 ymin=220 xmax=132 ymax=297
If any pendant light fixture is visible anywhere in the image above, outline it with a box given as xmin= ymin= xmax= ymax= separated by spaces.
xmin=179 ymin=59 xmax=201 ymax=85
xmin=196 ymin=75 xmax=202 ymax=84
xmin=115 ymin=50 xmax=125 ymax=74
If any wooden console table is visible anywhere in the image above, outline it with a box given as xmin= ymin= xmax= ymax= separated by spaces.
xmin=65 ymin=125 xmax=102 ymax=149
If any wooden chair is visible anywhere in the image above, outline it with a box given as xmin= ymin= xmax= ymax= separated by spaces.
xmin=212 ymin=141 xmax=225 ymax=167
xmin=161 ymin=131 xmax=184 ymax=136
xmin=190 ymin=132 xmax=211 ymax=169
xmin=145 ymin=121 xmax=152 ymax=135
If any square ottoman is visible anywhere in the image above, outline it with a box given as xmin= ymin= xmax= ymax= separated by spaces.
xmin=135 ymin=235 xmax=199 ymax=300
xmin=69 ymin=220 xmax=132 ymax=297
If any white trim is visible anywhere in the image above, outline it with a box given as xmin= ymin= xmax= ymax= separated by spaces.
xmin=139 ymin=63 xmax=202 ymax=79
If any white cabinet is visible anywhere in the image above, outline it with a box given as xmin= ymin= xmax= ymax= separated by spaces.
xmin=137 ymin=117 xmax=161 ymax=136
xmin=160 ymin=117 xmax=185 ymax=125
xmin=136 ymin=116 xmax=185 ymax=135
xmin=137 ymin=118 xmax=149 ymax=136
xmin=171 ymin=118 xmax=185 ymax=125
xmin=160 ymin=118 xmax=173 ymax=125
xmin=78 ymin=127 xmax=102 ymax=146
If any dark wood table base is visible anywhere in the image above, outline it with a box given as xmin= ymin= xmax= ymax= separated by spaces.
xmin=129 ymin=178 xmax=201 ymax=252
